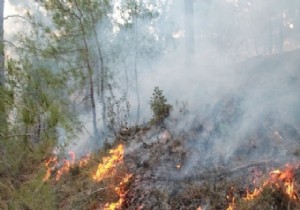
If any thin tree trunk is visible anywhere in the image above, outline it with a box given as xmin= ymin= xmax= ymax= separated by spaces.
xmin=0 ymin=0 xmax=6 ymax=133
xmin=88 ymin=2 xmax=106 ymax=131
xmin=74 ymin=0 xmax=99 ymax=139
xmin=134 ymin=16 xmax=140 ymax=126
xmin=0 ymin=0 xmax=4 ymax=85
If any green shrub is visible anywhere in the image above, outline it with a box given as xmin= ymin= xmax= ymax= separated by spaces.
xmin=150 ymin=87 xmax=172 ymax=125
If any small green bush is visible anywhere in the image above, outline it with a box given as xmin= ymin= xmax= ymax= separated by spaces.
xmin=150 ymin=87 xmax=172 ymax=125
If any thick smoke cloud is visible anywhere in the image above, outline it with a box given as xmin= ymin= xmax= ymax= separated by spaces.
xmin=133 ymin=0 xmax=300 ymax=170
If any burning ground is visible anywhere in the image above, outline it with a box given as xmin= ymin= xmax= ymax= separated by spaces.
xmin=2 ymin=50 xmax=300 ymax=210
xmin=38 ymin=109 xmax=300 ymax=210
xmin=40 ymin=82 xmax=300 ymax=210
xmin=57 ymin=51 xmax=300 ymax=209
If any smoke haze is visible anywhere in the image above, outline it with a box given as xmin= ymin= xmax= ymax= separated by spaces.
xmin=5 ymin=0 xmax=300 ymax=165
xmin=131 ymin=0 xmax=300 ymax=170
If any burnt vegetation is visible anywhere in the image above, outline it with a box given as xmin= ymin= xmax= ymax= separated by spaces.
xmin=1 ymin=0 xmax=300 ymax=209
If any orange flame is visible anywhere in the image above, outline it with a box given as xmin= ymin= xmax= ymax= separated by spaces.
xmin=226 ymin=196 xmax=236 ymax=210
xmin=56 ymin=159 xmax=71 ymax=181
xmin=43 ymin=156 xmax=58 ymax=181
xmin=226 ymin=187 xmax=236 ymax=210
xmin=43 ymin=151 xmax=91 ymax=181
xmin=244 ymin=188 xmax=262 ymax=201
xmin=79 ymin=154 xmax=91 ymax=167
xmin=243 ymin=164 xmax=298 ymax=201
xmin=269 ymin=165 xmax=298 ymax=200
xmin=92 ymin=144 xmax=131 ymax=209
xmin=93 ymin=144 xmax=124 ymax=182
xmin=104 ymin=174 xmax=132 ymax=210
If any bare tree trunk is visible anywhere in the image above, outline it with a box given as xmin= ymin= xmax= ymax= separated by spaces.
xmin=184 ymin=0 xmax=195 ymax=57
xmin=74 ymin=0 xmax=99 ymax=139
xmin=0 ymin=0 xmax=6 ymax=134
xmin=0 ymin=0 xmax=4 ymax=85
xmin=133 ymin=14 xmax=140 ymax=126
xmin=88 ymin=2 xmax=107 ymax=131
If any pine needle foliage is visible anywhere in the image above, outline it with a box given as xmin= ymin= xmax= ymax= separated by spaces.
xmin=150 ymin=87 xmax=172 ymax=125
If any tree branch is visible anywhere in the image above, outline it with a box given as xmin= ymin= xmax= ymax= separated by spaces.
xmin=4 ymin=15 xmax=30 ymax=22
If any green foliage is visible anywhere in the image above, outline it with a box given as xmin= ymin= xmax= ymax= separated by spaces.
xmin=9 ymin=179 xmax=57 ymax=210
xmin=0 ymin=0 xmax=175 ymax=209
xmin=0 ymin=135 xmax=57 ymax=209
xmin=150 ymin=87 xmax=172 ymax=124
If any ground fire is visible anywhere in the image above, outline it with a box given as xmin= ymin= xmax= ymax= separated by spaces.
xmin=93 ymin=144 xmax=124 ymax=182
xmin=225 ymin=163 xmax=299 ymax=209
xmin=43 ymin=151 xmax=91 ymax=181
xmin=40 ymin=121 xmax=300 ymax=209
xmin=104 ymin=174 xmax=132 ymax=210
xmin=243 ymin=164 xmax=299 ymax=201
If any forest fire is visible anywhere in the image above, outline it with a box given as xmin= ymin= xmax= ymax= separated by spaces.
xmin=55 ymin=151 xmax=75 ymax=181
xmin=93 ymin=144 xmax=124 ymax=182
xmin=226 ymin=187 xmax=236 ymax=210
xmin=79 ymin=154 xmax=91 ymax=167
xmin=244 ymin=188 xmax=261 ymax=201
xmin=226 ymin=197 xmax=235 ymax=210
xmin=104 ymin=174 xmax=132 ymax=210
xmin=92 ymin=144 xmax=132 ymax=209
xmin=43 ymin=156 xmax=58 ymax=181
xmin=269 ymin=165 xmax=298 ymax=200
xmin=226 ymin=164 xmax=299 ymax=209
xmin=243 ymin=164 xmax=298 ymax=201
xmin=43 ymin=151 xmax=91 ymax=181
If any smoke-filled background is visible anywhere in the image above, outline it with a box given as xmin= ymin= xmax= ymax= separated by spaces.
xmin=4 ymin=0 xmax=300 ymax=163
xmin=3 ymin=1 xmax=300 ymax=209
xmin=132 ymin=0 xmax=300 ymax=172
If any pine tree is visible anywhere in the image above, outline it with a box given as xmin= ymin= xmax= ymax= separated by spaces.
xmin=150 ymin=87 xmax=172 ymax=125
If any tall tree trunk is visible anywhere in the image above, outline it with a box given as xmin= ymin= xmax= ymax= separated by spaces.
xmin=88 ymin=2 xmax=106 ymax=131
xmin=134 ymin=16 xmax=140 ymax=126
xmin=184 ymin=0 xmax=195 ymax=57
xmin=0 ymin=0 xmax=4 ymax=85
xmin=74 ymin=0 xmax=99 ymax=139
xmin=0 ymin=0 xmax=6 ymax=136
